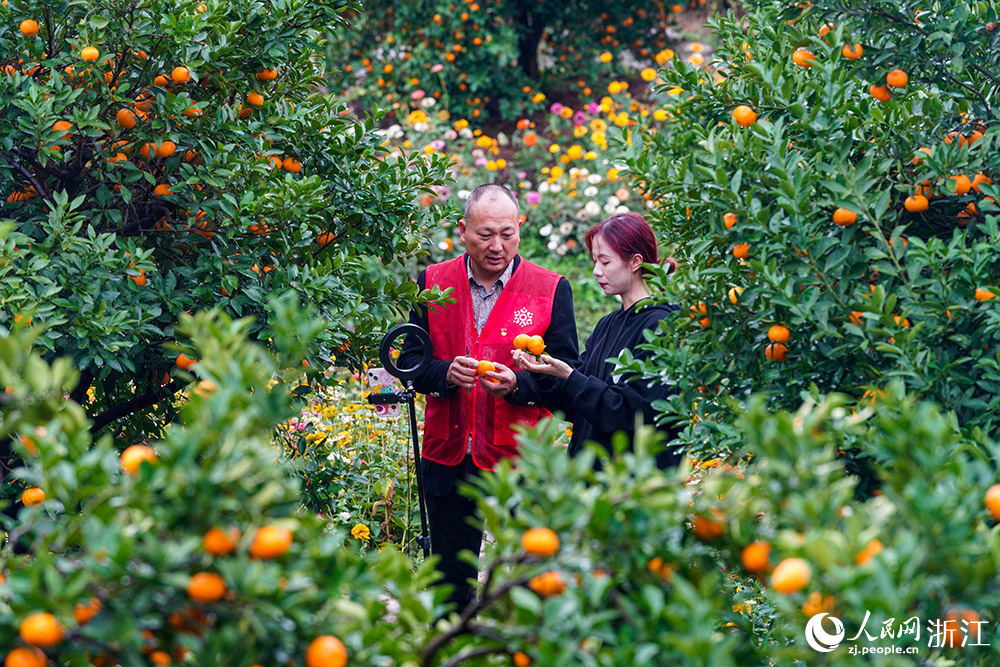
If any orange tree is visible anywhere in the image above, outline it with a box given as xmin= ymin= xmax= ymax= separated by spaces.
xmin=7 ymin=301 xmax=1000 ymax=663
xmin=622 ymin=0 xmax=1000 ymax=486
xmin=0 ymin=0 xmax=451 ymax=449
xmin=327 ymin=0 xmax=696 ymax=120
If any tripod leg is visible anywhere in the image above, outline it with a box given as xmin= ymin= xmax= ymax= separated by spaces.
xmin=408 ymin=395 xmax=431 ymax=559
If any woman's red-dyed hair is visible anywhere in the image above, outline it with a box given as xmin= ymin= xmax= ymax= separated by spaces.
xmin=584 ymin=211 xmax=676 ymax=276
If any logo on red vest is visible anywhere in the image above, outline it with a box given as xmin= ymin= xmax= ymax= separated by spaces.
xmin=512 ymin=307 xmax=534 ymax=328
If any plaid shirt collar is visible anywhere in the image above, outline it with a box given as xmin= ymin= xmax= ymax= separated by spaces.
xmin=465 ymin=254 xmax=515 ymax=294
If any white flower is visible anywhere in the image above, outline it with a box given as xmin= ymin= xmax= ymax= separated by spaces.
xmin=497 ymin=132 xmax=509 ymax=146
xmin=421 ymin=96 xmax=436 ymax=108
xmin=339 ymin=511 xmax=351 ymax=523
xmin=550 ymin=183 xmax=562 ymax=193
xmin=607 ymin=195 xmax=620 ymax=207
xmin=539 ymin=181 xmax=551 ymax=193
xmin=615 ymin=205 xmax=630 ymax=214
xmin=547 ymin=239 xmax=558 ymax=250
xmin=604 ymin=201 xmax=617 ymax=214
xmin=539 ymin=224 xmax=553 ymax=236
xmin=588 ymin=174 xmax=602 ymax=184
xmin=584 ymin=186 xmax=598 ymax=197
xmin=387 ymin=124 xmax=404 ymax=139
xmin=557 ymin=244 xmax=568 ymax=255
xmin=645 ymin=199 xmax=655 ymax=209
xmin=458 ymin=189 xmax=471 ymax=200
xmin=438 ymin=240 xmax=451 ymax=250
xmin=459 ymin=127 xmax=473 ymax=139
xmin=414 ymin=122 xmax=428 ymax=133
xmin=584 ymin=200 xmax=601 ymax=216
xmin=559 ymin=222 xmax=573 ymax=234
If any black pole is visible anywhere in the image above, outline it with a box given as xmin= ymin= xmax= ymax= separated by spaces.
xmin=406 ymin=387 xmax=431 ymax=559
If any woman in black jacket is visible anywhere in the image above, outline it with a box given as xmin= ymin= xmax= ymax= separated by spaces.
xmin=513 ymin=211 xmax=682 ymax=468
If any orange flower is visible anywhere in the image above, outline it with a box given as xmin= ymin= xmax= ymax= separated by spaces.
xmin=523 ymin=132 xmax=538 ymax=147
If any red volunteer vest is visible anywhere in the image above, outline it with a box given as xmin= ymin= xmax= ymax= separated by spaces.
xmin=423 ymin=255 xmax=560 ymax=469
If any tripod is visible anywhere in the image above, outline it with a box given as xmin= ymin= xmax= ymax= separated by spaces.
xmin=366 ymin=323 xmax=433 ymax=559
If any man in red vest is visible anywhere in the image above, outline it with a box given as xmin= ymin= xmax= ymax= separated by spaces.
xmin=399 ymin=183 xmax=579 ymax=614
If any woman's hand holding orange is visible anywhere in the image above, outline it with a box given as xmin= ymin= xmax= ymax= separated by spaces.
xmin=512 ymin=350 xmax=573 ymax=380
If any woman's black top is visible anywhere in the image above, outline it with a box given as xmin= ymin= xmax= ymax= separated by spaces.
xmin=526 ymin=299 xmax=682 ymax=468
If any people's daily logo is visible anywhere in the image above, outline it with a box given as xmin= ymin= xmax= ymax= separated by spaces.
xmin=805 ymin=613 xmax=845 ymax=652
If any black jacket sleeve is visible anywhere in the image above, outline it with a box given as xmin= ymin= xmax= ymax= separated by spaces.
xmin=505 ymin=277 xmax=579 ymax=408
xmin=396 ymin=269 xmax=459 ymax=397
xmin=558 ymin=312 xmax=672 ymax=431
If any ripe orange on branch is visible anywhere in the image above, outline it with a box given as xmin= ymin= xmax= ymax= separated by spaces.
xmin=20 ymin=19 xmax=40 ymax=37
xmin=120 ymin=444 xmax=157 ymax=474
xmin=19 ymin=612 xmax=64 ymax=646
xmin=521 ymin=527 xmax=560 ymax=557
xmin=732 ymin=105 xmax=756 ymax=127
xmin=80 ymin=46 xmax=99 ymax=61
xmin=21 ymin=487 xmax=45 ymax=506
xmin=249 ymin=525 xmax=293 ymax=558
xmin=886 ymin=69 xmax=908 ymax=87
xmin=904 ymin=194 xmax=928 ymax=212
xmin=767 ymin=325 xmax=790 ymax=343
xmin=771 ymin=558 xmax=810 ymax=593
xmin=4 ymin=647 xmax=46 ymax=667
xmin=203 ymin=526 xmax=241 ymax=555
xmin=832 ymin=208 xmax=857 ymax=226
xmin=841 ymin=43 xmax=863 ymax=59
xmin=791 ymin=48 xmax=815 ymax=68
xmin=741 ymin=541 xmax=772 ymax=573
xmin=187 ymin=572 xmax=227 ymax=602
xmin=306 ymin=635 xmax=348 ymax=667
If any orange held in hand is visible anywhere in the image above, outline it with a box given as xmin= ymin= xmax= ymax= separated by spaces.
xmin=512 ymin=333 xmax=531 ymax=350
xmin=477 ymin=359 xmax=499 ymax=383
xmin=526 ymin=335 xmax=545 ymax=355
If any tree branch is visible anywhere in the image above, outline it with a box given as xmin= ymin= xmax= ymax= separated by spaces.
xmin=89 ymin=380 xmax=178 ymax=434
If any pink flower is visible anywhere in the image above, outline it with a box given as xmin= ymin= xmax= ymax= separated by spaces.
xmin=550 ymin=102 xmax=564 ymax=115
xmin=587 ymin=102 xmax=601 ymax=115
xmin=431 ymin=63 xmax=444 ymax=73
xmin=517 ymin=171 xmax=527 ymax=178
xmin=572 ymin=111 xmax=587 ymax=125
xmin=526 ymin=191 xmax=541 ymax=205
xmin=475 ymin=157 xmax=488 ymax=166
xmin=411 ymin=89 xmax=426 ymax=101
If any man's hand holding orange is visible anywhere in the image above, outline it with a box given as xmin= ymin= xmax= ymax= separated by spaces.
xmin=447 ymin=356 xmax=481 ymax=389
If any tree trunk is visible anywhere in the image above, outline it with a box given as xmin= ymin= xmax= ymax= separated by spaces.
xmin=513 ymin=1 xmax=546 ymax=81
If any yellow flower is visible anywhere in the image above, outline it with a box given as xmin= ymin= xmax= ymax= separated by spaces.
xmin=548 ymin=143 xmax=561 ymax=154
xmin=453 ymin=119 xmax=469 ymax=131
xmin=591 ymin=131 xmax=607 ymax=146
xmin=406 ymin=109 xmax=429 ymax=125
xmin=476 ymin=135 xmax=494 ymax=148
xmin=559 ymin=106 xmax=574 ymax=119
xmin=690 ymin=42 xmax=704 ymax=53
xmin=590 ymin=118 xmax=607 ymax=132
xmin=567 ymin=145 xmax=583 ymax=160
xmin=549 ymin=165 xmax=564 ymax=179
xmin=496 ymin=158 xmax=507 ymax=169
xmin=653 ymin=109 xmax=668 ymax=121
xmin=600 ymin=52 xmax=613 ymax=63
xmin=688 ymin=53 xmax=704 ymax=66
xmin=608 ymin=168 xmax=621 ymax=181
xmin=655 ymin=49 xmax=675 ymax=65
xmin=667 ymin=86 xmax=683 ymax=96
xmin=584 ymin=151 xmax=597 ymax=160
xmin=351 ymin=523 xmax=371 ymax=541
xmin=573 ymin=125 xmax=588 ymax=138
xmin=486 ymin=160 xmax=498 ymax=171
xmin=640 ymin=68 xmax=657 ymax=82
xmin=531 ymin=92 xmax=546 ymax=103
xmin=614 ymin=112 xmax=629 ymax=127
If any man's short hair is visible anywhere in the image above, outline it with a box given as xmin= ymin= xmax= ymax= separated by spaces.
xmin=464 ymin=183 xmax=519 ymax=220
